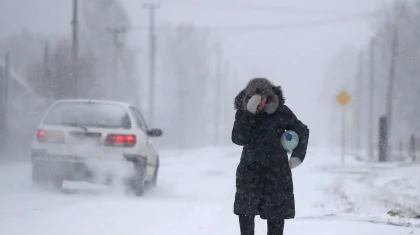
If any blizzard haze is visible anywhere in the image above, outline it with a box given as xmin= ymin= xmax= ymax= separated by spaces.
xmin=121 ymin=0 xmax=379 ymax=147
xmin=1 ymin=1 xmax=420 ymax=235
xmin=0 ymin=0 xmax=380 ymax=150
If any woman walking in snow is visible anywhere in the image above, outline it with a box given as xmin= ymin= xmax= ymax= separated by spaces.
xmin=231 ymin=78 xmax=309 ymax=235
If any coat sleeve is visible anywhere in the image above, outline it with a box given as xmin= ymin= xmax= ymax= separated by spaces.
xmin=283 ymin=106 xmax=310 ymax=163
xmin=231 ymin=110 xmax=256 ymax=146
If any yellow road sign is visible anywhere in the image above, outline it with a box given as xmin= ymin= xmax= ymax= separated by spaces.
xmin=336 ymin=90 xmax=351 ymax=106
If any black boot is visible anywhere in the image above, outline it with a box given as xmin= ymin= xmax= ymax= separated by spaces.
xmin=239 ymin=215 xmax=255 ymax=235
xmin=267 ymin=218 xmax=285 ymax=235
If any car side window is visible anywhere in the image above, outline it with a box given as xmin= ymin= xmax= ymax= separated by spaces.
xmin=129 ymin=107 xmax=148 ymax=131
xmin=134 ymin=108 xmax=149 ymax=130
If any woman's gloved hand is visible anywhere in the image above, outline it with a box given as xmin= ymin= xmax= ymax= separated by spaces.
xmin=289 ymin=157 xmax=302 ymax=169
xmin=246 ymin=95 xmax=261 ymax=114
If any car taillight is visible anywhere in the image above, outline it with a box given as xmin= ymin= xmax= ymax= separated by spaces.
xmin=37 ymin=130 xmax=46 ymax=142
xmin=36 ymin=129 xmax=65 ymax=143
xmin=105 ymin=134 xmax=136 ymax=147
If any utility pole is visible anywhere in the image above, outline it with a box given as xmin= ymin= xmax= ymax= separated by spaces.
xmin=3 ymin=53 xmax=10 ymax=138
xmin=43 ymin=42 xmax=53 ymax=98
xmin=222 ymin=59 xmax=230 ymax=144
xmin=355 ymin=51 xmax=363 ymax=159
xmin=368 ymin=38 xmax=375 ymax=161
xmin=214 ymin=43 xmax=222 ymax=145
xmin=0 ymin=53 xmax=9 ymax=153
xmin=109 ymin=27 xmax=126 ymax=47
xmin=71 ymin=0 xmax=79 ymax=98
xmin=143 ymin=2 xmax=160 ymax=127
xmin=385 ymin=11 xmax=399 ymax=161
xmin=108 ymin=26 xmax=126 ymax=101
xmin=0 ymin=58 xmax=4 ymax=145
xmin=4 ymin=52 xmax=9 ymax=103
xmin=43 ymin=42 xmax=50 ymax=76
xmin=177 ymin=68 xmax=188 ymax=149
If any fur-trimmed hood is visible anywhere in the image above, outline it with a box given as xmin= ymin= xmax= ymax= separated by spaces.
xmin=234 ymin=78 xmax=285 ymax=114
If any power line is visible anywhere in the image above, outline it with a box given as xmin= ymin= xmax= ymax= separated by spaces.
xmin=127 ymin=0 xmax=377 ymax=16
xmin=129 ymin=12 xmax=378 ymax=33
xmin=213 ymin=13 xmax=377 ymax=32
xmin=169 ymin=2 xmax=366 ymax=15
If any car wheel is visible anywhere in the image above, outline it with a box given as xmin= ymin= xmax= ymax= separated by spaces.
xmin=128 ymin=174 xmax=145 ymax=196
xmin=149 ymin=158 xmax=159 ymax=187
xmin=127 ymin=160 xmax=146 ymax=196
xmin=132 ymin=178 xmax=145 ymax=196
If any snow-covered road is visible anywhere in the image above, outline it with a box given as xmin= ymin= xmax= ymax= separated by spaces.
xmin=0 ymin=147 xmax=419 ymax=235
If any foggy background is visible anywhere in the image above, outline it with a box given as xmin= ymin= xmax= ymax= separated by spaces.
xmin=1 ymin=0 xmax=418 ymax=162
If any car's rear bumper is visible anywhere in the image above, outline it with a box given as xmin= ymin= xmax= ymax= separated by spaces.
xmin=32 ymin=159 xmax=94 ymax=181
xmin=31 ymin=149 xmax=147 ymax=182
xmin=31 ymin=149 xmax=146 ymax=162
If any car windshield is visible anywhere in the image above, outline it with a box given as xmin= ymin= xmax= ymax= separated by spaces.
xmin=42 ymin=102 xmax=131 ymax=129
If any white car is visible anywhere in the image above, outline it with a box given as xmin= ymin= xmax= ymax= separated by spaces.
xmin=30 ymin=99 xmax=162 ymax=196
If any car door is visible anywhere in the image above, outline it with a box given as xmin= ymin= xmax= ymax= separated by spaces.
xmin=129 ymin=107 xmax=157 ymax=177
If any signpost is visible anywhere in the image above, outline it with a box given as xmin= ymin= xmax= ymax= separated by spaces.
xmin=336 ymin=90 xmax=351 ymax=165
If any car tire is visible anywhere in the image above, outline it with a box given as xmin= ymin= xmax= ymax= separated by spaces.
xmin=149 ymin=158 xmax=159 ymax=187
xmin=131 ymin=178 xmax=145 ymax=196
xmin=128 ymin=160 xmax=146 ymax=196
xmin=128 ymin=174 xmax=145 ymax=196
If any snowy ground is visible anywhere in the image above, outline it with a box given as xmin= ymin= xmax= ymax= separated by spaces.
xmin=0 ymin=146 xmax=419 ymax=235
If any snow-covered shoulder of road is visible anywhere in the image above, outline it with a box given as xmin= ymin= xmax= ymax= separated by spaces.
xmin=304 ymin=149 xmax=420 ymax=227
xmin=0 ymin=146 xmax=419 ymax=235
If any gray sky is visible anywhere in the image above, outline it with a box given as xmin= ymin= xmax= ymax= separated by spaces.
xmin=0 ymin=0 xmax=382 ymax=146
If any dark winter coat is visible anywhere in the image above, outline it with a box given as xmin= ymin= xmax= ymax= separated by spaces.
xmin=232 ymin=78 xmax=309 ymax=220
